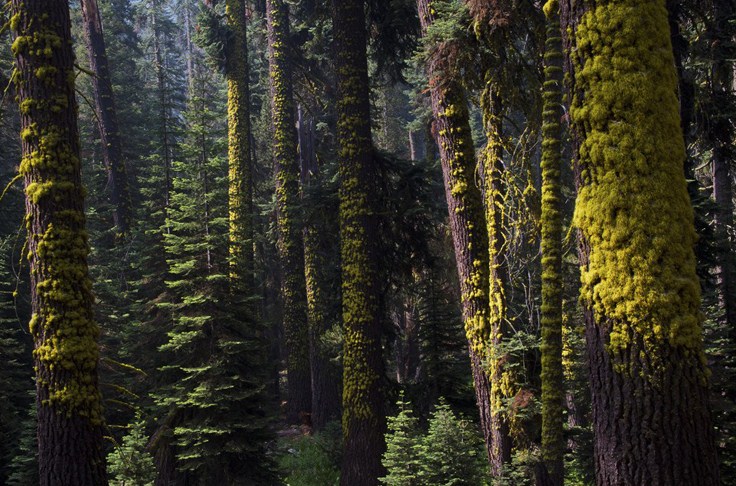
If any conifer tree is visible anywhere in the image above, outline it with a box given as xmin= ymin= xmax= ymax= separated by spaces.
xmin=539 ymin=1 xmax=565 ymax=484
xmin=267 ymin=0 xmax=311 ymax=423
xmin=333 ymin=0 xmax=387 ymax=483
xmin=10 ymin=0 xmax=107 ymax=482
xmin=560 ymin=0 xmax=720 ymax=482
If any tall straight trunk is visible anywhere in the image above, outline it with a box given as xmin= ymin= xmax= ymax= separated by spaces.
xmin=539 ymin=1 xmax=565 ymax=484
xmin=11 ymin=1 xmax=107 ymax=484
xmin=299 ymin=107 xmax=341 ymax=430
xmin=332 ymin=1 xmax=386 ymax=483
xmin=560 ymin=0 xmax=720 ymax=483
xmin=80 ymin=0 xmax=133 ymax=236
xmin=416 ymin=0 xmax=496 ymax=470
xmin=709 ymin=0 xmax=736 ymax=332
xmin=480 ymin=80 xmax=512 ymax=474
xmin=225 ymin=0 xmax=254 ymax=297
xmin=267 ymin=0 xmax=311 ymax=423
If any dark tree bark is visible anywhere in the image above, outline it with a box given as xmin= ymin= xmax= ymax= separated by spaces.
xmin=80 ymin=0 xmax=133 ymax=236
xmin=332 ymin=0 xmax=386 ymax=483
xmin=559 ymin=0 xmax=721 ymax=483
xmin=299 ymin=107 xmax=341 ymax=431
xmin=416 ymin=0 xmax=497 ymax=471
xmin=151 ymin=0 xmax=172 ymax=216
xmin=707 ymin=0 xmax=736 ymax=333
xmin=10 ymin=1 xmax=107 ymax=484
xmin=267 ymin=0 xmax=312 ymax=424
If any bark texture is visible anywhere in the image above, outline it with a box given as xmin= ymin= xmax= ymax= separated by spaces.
xmin=332 ymin=1 xmax=386 ymax=484
xmin=416 ymin=0 xmax=497 ymax=471
xmin=560 ymin=0 xmax=720 ymax=483
xmin=80 ymin=0 xmax=132 ymax=236
xmin=11 ymin=0 xmax=107 ymax=483
xmin=267 ymin=0 xmax=312 ymax=424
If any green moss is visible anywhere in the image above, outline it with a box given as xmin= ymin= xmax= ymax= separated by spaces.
xmin=570 ymin=0 xmax=704 ymax=370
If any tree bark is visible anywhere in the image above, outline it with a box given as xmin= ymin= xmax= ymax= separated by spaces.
xmin=539 ymin=2 xmax=565 ymax=484
xmin=332 ymin=0 xmax=386 ymax=483
xmin=11 ymin=1 xmax=107 ymax=484
xmin=299 ymin=107 xmax=341 ymax=431
xmin=80 ymin=0 xmax=133 ymax=236
xmin=559 ymin=0 xmax=721 ymax=483
xmin=267 ymin=0 xmax=312 ymax=424
xmin=225 ymin=0 xmax=254 ymax=297
xmin=416 ymin=0 xmax=497 ymax=471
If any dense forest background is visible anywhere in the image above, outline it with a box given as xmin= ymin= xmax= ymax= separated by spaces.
xmin=0 ymin=0 xmax=734 ymax=485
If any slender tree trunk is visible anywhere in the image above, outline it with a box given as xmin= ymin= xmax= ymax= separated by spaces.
xmin=225 ymin=0 xmax=254 ymax=297
xmin=332 ymin=1 xmax=386 ymax=483
xmin=709 ymin=0 xmax=736 ymax=332
xmin=151 ymin=0 xmax=172 ymax=216
xmin=560 ymin=0 xmax=720 ymax=483
xmin=80 ymin=0 xmax=133 ymax=236
xmin=11 ymin=1 xmax=107 ymax=484
xmin=267 ymin=0 xmax=312 ymax=424
xmin=299 ymin=107 xmax=341 ymax=431
xmin=416 ymin=0 xmax=496 ymax=470
xmin=539 ymin=2 xmax=565 ymax=484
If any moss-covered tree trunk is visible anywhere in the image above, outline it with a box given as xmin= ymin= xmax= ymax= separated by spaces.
xmin=80 ymin=0 xmax=132 ymax=236
xmin=332 ymin=0 xmax=386 ymax=483
xmin=416 ymin=0 xmax=496 ymax=470
xmin=10 ymin=1 xmax=107 ymax=483
xmin=299 ymin=107 xmax=341 ymax=431
xmin=266 ymin=0 xmax=312 ymax=423
xmin=539 ymin=1 xmax=565 ymax=484
xmin=560 ymin=0 xmax=720 ymax=483
xmin=225 ymin=0 xmax=254 ymax=296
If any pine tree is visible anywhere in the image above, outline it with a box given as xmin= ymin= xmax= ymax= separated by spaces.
xmin=333 ymin=0 xmax=387 ymax=483
xmin=560 ymin=0 xmax=720 ymax=482
xmin=107 ymin=413 xmax=156 ymax=486
xmin=267 ymin=0 xmax=311 ymax=423
xmin=380 ymin=394 xmax=422 ymax=486
xmin=539 ymin=1 xmax=565 ymax=484
xmin=11 ymin=0 xmax=108 ymax=483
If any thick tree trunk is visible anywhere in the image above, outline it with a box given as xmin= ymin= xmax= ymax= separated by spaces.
xmin=539 ymin=3 xmax=565 ymax=484
xmin=267 ymin=0 xmax=312 ymax=424
xmin=560 ymin=0 xmax=721 ymax=483
xmin=225 ymin=0 xmax=254 ymax=297
xmin=416 ymin=0 xmax=497 ymax=471
xmin=80 ymin=0 xmax=132 ymax=236
xmin=11 ymin=1 xmax=107 ymax=484
xmin=332 ymin=1 xmax=386 ymax=483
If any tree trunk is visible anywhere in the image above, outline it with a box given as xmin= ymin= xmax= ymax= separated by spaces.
xmin=416 ymin=0 xmax=497 ymax=471
xmin=299 ymin=107 xmax=341 ymax=431
xmin=267 ymin=0 xmax=312 ymax=424
xmin=225 ymin=0 xmax=254 ymax=297
xmin=559 ymin=0 xmax=720 ymax=483
xmin=80 ymin=0 xmax=132 ymax=237
xmin=11 ymin=1 xmax=107 ymax=483
xmin=151 ymin=0 xmax=172 ymax=218
xmin=332 ymin=0 xmax=386 ymax=483
xmin=539 ymin=2 xmax=565 ymax=484
xmin=708 ymin=0 xmax=736 ymax=333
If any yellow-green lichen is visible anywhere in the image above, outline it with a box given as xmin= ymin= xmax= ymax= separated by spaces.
xmin=570 ymin=0 xmax=704 ymax=369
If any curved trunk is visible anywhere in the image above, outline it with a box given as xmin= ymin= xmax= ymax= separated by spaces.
xmin=11 ymin=0 xmax=107 ymax=483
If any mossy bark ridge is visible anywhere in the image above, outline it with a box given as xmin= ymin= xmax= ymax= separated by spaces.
xmin=332 ymin=0 xmax=386 ymax=484
xmin=540 ymin=0 xmax=565 ymax=483
xmin=11 ymin=0 xmax=107 ymax=483
xmin=267 ymin=0 xmax=312 ymax=423
xmin=560 ymin=0 xmax=720 ymax=483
